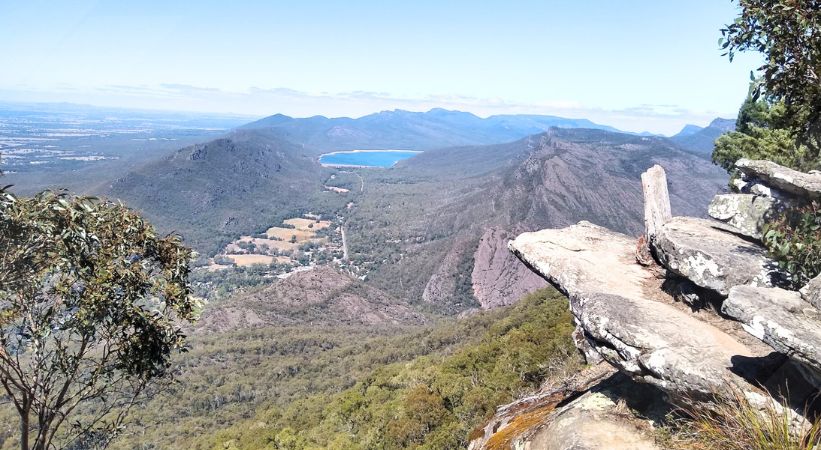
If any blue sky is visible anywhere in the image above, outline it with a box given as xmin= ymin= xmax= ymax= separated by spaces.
xmin=0 ymin=1 xmax=761 ymax=134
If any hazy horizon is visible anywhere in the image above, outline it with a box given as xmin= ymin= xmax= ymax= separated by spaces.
xmin=1 ymin=1 xmax=761 ymax=134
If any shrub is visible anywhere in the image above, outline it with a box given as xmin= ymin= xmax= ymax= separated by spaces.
xmin=762 ymin=201 xmax=821 ymax=287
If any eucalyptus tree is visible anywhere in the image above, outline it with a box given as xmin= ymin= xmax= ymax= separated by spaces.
xmin=0 ymin=189 xmax=198 ymax=450
xmin=717 ymin=0 xmax=820 ymax=170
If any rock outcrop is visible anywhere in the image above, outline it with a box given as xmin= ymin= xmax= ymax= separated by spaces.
xmin=521 ymin=387 xmax=660 ymax=450
xmin=473 ymin=158 xmax=821 ymax=450
xmin=708 ymin=193 xmax=777 ymax=239
xmin=723 ymin=285 xmax=821 ymax=374
xmin=736 ymin=158 xmax=821 ymax=200
xmin=652 ymin=216 xmax=786 ymax=296
xmin=469 ymin=364 xmax=664 ymax=450
xmin=510 ymin=221 xmax=765 ymax=398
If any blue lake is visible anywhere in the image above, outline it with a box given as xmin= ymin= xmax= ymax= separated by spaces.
xmin=319 ymin=150 xmax=422 ymax=168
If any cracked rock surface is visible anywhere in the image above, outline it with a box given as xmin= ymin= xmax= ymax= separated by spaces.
xmin=723 ymin=285 xmax=821 ymax=375
xmin=707 ymin=193 xmax=777 ymax=240
xmin=509 ymin=221 xmax=765 ymax=397
xmin=652 ymin=216 xmax=785 ymax=296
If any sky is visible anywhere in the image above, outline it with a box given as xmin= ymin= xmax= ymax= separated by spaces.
xmin=0 ymin=1 xmax=762 ymax=135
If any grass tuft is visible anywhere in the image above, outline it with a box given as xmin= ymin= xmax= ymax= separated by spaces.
xmin=658 ymin=388 xmax=821 ymax=450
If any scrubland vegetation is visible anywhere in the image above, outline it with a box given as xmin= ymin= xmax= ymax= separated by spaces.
xmin=200 ymin=288 xmax=579 ymax=450
xmin=0 ymin=282 xmax=577 ymax=449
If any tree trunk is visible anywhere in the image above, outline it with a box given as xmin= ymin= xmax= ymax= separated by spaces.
xmin=19 ymin=411 xmax=29 ymax=450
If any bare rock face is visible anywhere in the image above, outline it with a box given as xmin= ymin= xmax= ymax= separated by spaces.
xmin=708 ymin=193 xmax=777 ymax=240
xmin=736 ymin=158 xmax=821 ymax=200
xmin=509 ymin=221 xmax=763 ymax=398
xmin=572 ymin=324 xmax=604 ymax=364
xmin=421 ymin=237 xmax=475 ymax=309
xmin=471 ymin=227 xmax=548 ymax=309
xmin=470 ymin=364 xmax=663 ymax=450
xmin=652 ymin=217 xmax=785 ymax=296
xmin=723 ymin=285 xmax=821 ymax=376
xmin=524 ymin=389 xmax=659 ymax=450
xmin=800 ymin=274 xmax=821 ymax=309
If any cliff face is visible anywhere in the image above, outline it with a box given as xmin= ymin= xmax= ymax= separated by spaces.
xmin=396 ymin=129 xmax=727 ymax=310
xmin=472 ymin=160 xmax=821 ymax=449
xmin=471 ymin=228 xmax=548 ymax=309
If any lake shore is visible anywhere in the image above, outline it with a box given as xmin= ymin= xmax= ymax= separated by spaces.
xmin=318 ymin=149 xmax=423 ymax=168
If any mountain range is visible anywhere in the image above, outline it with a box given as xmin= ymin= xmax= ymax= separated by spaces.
xmin=2 ymin=104 xmax=736 ymax=449
xmin=240 ymin=108 xmax=624 ymax=152
xmin=671 ymin=117 xmax=736 ymax=155
xmin=349 ymin=128 xmax=727 ymax=310
xmin=102 ymin=111 xmax=729 ymax=313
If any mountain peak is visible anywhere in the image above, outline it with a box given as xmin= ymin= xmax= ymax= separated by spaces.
xmin=708 ymin=117 xmax=736 ymax=132
xmin=674 ymin=124 xmax=704 ymax=138
xmin=670 ymin=116 xmax=736 ymax=155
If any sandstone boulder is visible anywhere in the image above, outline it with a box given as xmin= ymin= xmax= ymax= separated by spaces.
xmin=510 ymin=221 xmax=763 ymax=398
xmin=707 ymin=193 xmax=777 ymax=240
xmin=469 ymin=365 xmax=663 ymax=450
xmin=652 ymin=217 xmax=785 ymax=296
xmin=736 ymin=158 xmax=821 ymax=200
xmin=723 ymin=285 xmax=821 ymax=375
xmin=524 ymin=389 xmax=659 ymax=450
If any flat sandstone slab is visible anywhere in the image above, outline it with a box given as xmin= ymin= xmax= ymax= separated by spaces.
xmin=736 ymin=158 xmax=821 ymax=199
xmin=724 ymin=285 xmax=821 ymax=375
xmin=653 ymin=217 xmax=784 ymax=296
xmin=510 ymin=221 xmax=760 ymax=397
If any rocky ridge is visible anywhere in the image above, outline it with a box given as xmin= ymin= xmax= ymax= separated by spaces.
xmin=472 ymin=160 xmax=821 ymax=449
xmin=195 ymin=265 xmax=425 ymax=332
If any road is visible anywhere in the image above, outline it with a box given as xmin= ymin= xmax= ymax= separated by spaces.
xmin=341 ymin=225 xmax=349 ymax=261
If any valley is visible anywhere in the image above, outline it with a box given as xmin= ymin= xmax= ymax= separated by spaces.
xmin=0 ymin=104 xmax=732 ymax=450
xmin=3 ymin=107 xmax=730 ymax=312
xmin=4 ymin=3 xmax=817 ymax=450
